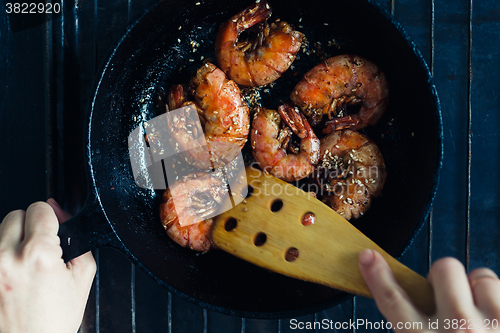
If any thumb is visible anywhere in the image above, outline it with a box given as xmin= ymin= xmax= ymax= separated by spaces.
xmin=46 ymin=198 xmax=73 ymax=224
xmin=358 ymin=249 xmax=424 ymax=325
xmin=46 ymin=198 xmax=97 ymax=279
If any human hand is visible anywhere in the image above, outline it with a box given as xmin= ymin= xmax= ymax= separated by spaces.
xmin=359 ymin=249 xmax=500 ymax=332
xmin=0 ymin=199 xmax=96 ymax=333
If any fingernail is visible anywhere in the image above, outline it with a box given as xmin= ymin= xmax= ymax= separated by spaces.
xmin=359 ymin=249 xmax=375 ymax=266
xmin=47 ymin=198 xmax=62 ymax=209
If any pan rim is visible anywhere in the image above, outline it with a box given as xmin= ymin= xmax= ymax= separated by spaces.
xmin=84 ymin=0 xmax=444 ymax=319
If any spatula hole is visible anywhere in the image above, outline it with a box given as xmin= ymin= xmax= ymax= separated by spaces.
xmin=285 ymin=247 xmax=299 ymax=262
xmin=224 ymin=218 xmax=237 ymax=231
xmin=270 ymin=199 xmax=283 ymax=212
xmin=302 ymin=212 xmax=315 ymax=226
xmin=253 ymin=232 xmax=267 ymax=246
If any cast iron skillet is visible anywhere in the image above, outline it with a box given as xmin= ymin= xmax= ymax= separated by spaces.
xmin=58 ymin=0 xmax=443 ymax=319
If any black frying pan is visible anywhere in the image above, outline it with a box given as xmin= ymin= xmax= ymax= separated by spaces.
xmin=58 ymin=0 xmax=443 ymax=319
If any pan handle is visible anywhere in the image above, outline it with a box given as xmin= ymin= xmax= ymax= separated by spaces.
xmin=58 ymin=197 xmax=115 ymax=262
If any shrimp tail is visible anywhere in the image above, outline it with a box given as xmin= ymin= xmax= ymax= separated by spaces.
xmin=168 ymin=84 xmax=190 ymax=110
xmin=322 ymin=115 xmax=362 ymax=134
xmin=278 ymin=103 xmax=307 ymax=139
xmin=234 ymin=1 xmax=272 ymax=34
xmin=215 ymin=1 xmax=272 ymax=51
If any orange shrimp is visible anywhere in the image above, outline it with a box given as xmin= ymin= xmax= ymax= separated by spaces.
xmin=166 ymin=63 xmax=250 ymax=170
xmin=290 ymin=54 xmax=389 ymax=132
xmin=250 ymin=103 xmax=320 ymax=182
xmin=314 ymin=129 xmax=387 ymax=220
xmin=159 ymin=172 xmax=228 ymax=252
xmin=215 ymin=0 xmax=303 ymax=87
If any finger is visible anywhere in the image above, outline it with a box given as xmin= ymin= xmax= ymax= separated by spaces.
xmin=359 ymin=249 xmax=424 ymax=324
xmin=46 ymin=198 xmax=73 ymax=224
xmin=23 ymin=202 xmax=60 ymax=244
xmin=68 ymin=251 xmax=97 ymax=283
xmin=0 ymin=210 xmax=26 ymax=249
xmin=428 ymin=257 xmax=475 ymax=317
xmin=469 ymin=268 xmax=500 ymax=317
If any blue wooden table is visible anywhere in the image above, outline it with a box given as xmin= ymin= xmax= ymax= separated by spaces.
xmin=1 ymin=0 xmax=499 ymax=332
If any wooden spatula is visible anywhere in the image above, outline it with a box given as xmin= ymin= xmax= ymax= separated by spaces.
xmin=212 ymin=166 xmax=435 ymax=315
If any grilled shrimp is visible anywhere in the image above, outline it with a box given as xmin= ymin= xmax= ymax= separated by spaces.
xmin=314 ymin=129 xmax=386 ymax=220
xmin=215 ymin=0 xmax=303 ymax=87
xmin=251 ymin=103 xmax=320 ymax=182
xmin=166 ymin=63 xmax=250 ymax=169
xmin=159 ymin=172 xmax=228 ymax=252
xmin=290 ymin=54 xmax=389 ymax=132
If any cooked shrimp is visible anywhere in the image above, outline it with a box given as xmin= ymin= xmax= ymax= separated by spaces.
xmin=250 ymin=103 xmax=320 ymax=182
xmin=159 ymin=172 xmax=228 ymax=252
xmin=290 ymin=54 xmax=389 ymax=132
xmin=315 ymin=129 xmax=386 ymax=220
xmin=215 ymin=0 xmax=303 ymax=87
xmin=166 ymin=63 xmax=250 ymax=170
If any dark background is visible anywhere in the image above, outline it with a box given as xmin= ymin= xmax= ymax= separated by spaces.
xmin=1 ymin=0 xmax=499 ymax=332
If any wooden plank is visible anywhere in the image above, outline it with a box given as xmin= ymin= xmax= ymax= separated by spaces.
xmin=97 ymin=248 xmax=133 ymax=333
xmin=0 ymin=20 xmax=48 ymax=217
xmin=352 ymin=297 xmax=387 ymax=333
xmin=468 ymin=0 xmax=500 ymax=273
xmin=243 ymin=318 xmax=279 ymax=333
xmin=170 ymin=295 xmax=205 ymax=333
xmin=206 ymin=310 xmax=242 ymax=333
xmin=317 ymin=302 xmax=355 ymax=333
xmin=135 ymin=267 xmax=170 ymax=333
xmin=431 ymin=0 xmax=470 ymax=262
xmin=95 ymin=0 xmax=131 ymax=67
